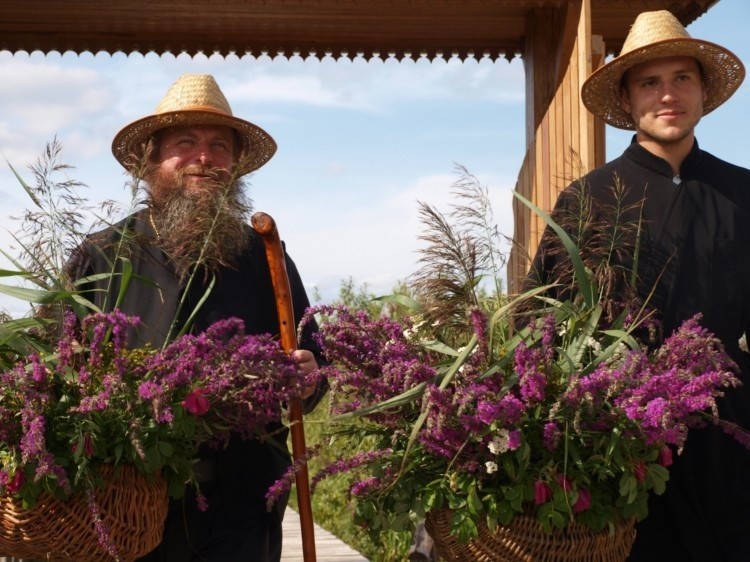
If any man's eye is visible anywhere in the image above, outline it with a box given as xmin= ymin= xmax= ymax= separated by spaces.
xmin=635 ymin=80 xmax=660 ymax=92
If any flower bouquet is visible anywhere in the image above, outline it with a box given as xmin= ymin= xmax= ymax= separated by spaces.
xmin=298 ymin=169 xmax=746 ymax=561
xmin=0 ymin=311 xmax=307 ymax=561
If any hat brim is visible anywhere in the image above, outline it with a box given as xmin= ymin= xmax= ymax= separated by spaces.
xmin=111 ymin=108 xmax=277 ymax=176
xmin=581 ymin=38 xmax=745 ymax=130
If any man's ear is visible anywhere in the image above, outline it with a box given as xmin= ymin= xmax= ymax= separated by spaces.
xmin=620 ymin=88 xmax=631 ymax=114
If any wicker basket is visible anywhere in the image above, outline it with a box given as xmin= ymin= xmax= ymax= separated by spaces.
xmin=425 ymin=509 xmax=636 ymax=562
xmin=0 ymin=464 xmax=168 ymax=562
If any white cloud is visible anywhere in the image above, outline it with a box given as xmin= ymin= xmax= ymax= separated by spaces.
xmin=267 ymin=170 xmax=515 ymax=303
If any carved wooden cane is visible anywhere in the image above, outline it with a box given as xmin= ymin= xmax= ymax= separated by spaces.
xmin=251 ymin=211 xmax=317 ymax=562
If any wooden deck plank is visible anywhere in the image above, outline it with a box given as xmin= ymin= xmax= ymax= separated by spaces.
xmin=282 ymin=507 xmax=370 ymax=561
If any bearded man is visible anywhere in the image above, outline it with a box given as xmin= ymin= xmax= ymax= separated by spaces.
xmin=67 ymin=74 xmax=325 ymax=562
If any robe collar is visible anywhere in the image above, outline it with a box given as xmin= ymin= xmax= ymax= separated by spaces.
xmin=623 ymin=135 xmax=702 ymax=180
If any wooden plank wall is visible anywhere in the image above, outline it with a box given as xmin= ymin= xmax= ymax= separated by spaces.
xmin=508 ymin=0 xmax=605 ymax=293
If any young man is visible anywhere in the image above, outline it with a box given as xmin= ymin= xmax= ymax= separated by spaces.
xmin=68 ymin=74 xmax=325 ymax=561
xmin=527 ymin=11 xmax=750 ymax=561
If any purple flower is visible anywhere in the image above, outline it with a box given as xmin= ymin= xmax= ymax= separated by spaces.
xmin=267 ymin=299 xmax=750 ymax=540
xmin=351 ymin=476 xmax=383 ymax=497
xmin=507 ymin=429 xmax=522 ymax=450
xmin=85 ymin=485 xmax=118 ymax=559
xmin=20 ymin=413 xmax=46 ymax=462
xmin=476 ymin=400 xmax=501 ymax=425
xmin=138 ymin=381 xmax=162 ymax=400
xmin=195 ymin=490 xmax=209 ymax=512
xmin=543 ymin=421 xmax=562 ymax=451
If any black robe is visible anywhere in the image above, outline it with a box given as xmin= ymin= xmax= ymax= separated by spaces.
xmin=67 ymin=209 xmax=326 ymax=562
xmin=528 ymin=139 xmax=750 ymax=561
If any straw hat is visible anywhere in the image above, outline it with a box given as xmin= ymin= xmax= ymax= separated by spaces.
xmin=112 ymin=74 xmax=277 ymax=175
xmin=581 ymin=10 xmax=745 ymax=130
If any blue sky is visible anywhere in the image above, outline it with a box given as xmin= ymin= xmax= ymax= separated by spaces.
xmin=1 ymin=0 xmax=748 ymax=315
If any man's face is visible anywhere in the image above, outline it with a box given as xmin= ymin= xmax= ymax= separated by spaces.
xmin=154 ymin=125 xmax=236 ymax=196
xmin=146 ymin=124 xmax=251 ymax=273
xmin=620 ymin=56 xmax=707 ymax=146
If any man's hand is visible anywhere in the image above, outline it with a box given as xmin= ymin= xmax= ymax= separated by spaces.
xmin=292 ymin=349 xmax=319 ymax=399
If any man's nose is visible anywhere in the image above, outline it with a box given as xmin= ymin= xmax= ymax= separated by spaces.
xmin=660 ymin=82 xmax=679 ymax=101
xmin=196 ymin=148 xmax=212 ymax=166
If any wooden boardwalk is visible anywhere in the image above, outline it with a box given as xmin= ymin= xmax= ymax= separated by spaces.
xmin=281 ymin=507 xmax=369 ymax=561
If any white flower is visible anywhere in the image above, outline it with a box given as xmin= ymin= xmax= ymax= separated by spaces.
xmin=607 ymin=342 xmax=629 ymax=365
xmin=488 ymin=429 xmax=510 ymax=455
xmin=584 ymin=336 xmax=602 ymax=356
xmin=403 ymin=319 xmax=427 ymax=341
xmin=485 ymin=461 xmax=499 ymax=474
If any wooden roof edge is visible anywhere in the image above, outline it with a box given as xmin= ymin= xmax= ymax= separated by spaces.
xmin=1 ymin=46 xmax=523 ymax=63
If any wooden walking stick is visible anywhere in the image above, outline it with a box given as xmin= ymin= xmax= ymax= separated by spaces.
xmin=251 ymin=211 xmax=317 ymax=562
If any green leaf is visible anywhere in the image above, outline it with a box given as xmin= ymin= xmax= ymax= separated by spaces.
xmin=452 ymin=511 xmax=479 ymax=542
xmin=157 ymin=441 xmax=174 ymax=458
xmin=5 ymin=157 xmax=42 ymax=208
xmin=0 ymin=283 xmax=72 ymax=304
xmin=145 ymin=446 xmax=161 ymax=470
xmin=619 ymin=473 xmax=638 ymax=504
xmin=372 ymin=293 xmax=423 ymax=312
xmin=550 ymin=509 xmax=567 ymax=529
xmin=497 ymin=500 xmax=515 ymax=525
xmin=423 ymin=488 xmax=441 ymax=511
xmin=467 ymin=484 xmax=483 ymax=515
xmin=513 ymin=190 xmax=595 ymax=307
xmin=647 ymin=463 xmax=670 ymax=495
xmin=112 ymin=257 xmax=134 ymax=310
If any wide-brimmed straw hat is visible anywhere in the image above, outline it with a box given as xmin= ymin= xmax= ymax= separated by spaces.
xmin=112 ymin=74 xmax=277 ymax=175
xmin=581 ymin=10 xmax=745 ymax=130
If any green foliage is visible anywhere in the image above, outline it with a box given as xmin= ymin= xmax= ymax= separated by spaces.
xmin=289 ymin=393 xmax=413 ymax=561
xmin=292 ymin=275 xmax=418 ymax=561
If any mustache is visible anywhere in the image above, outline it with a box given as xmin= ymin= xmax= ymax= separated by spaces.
xmin=178 ymin=165 xmax=226 ymax=180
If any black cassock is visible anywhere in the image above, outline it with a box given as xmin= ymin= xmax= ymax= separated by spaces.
xmin=527 ymin=139 xmax=750 ymax=562
xmin=68 ymin=211 xmax=325 ymax=562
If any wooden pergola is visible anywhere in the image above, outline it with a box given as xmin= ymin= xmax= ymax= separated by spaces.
xmin=0 ymin=0 xmax=719 ymax=290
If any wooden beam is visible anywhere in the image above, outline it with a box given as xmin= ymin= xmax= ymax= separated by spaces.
xmin=509 ymin=0 xmax=604 ymax=293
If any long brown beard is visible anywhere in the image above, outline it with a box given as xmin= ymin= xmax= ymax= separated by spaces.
xmin=146 ymin=165 xmax=253 ymax=277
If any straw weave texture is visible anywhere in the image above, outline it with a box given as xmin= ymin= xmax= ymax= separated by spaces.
xmin=425 ymin=509 xmax=635 ymax=562
xmin=0 ymin=465 xmax=168 ymax=561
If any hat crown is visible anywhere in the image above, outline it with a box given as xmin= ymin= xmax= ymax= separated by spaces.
xmin=620 ymin=10 xmax=692 ymax=56
xmin=154 ymin=74 xmax=233 ymax=116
